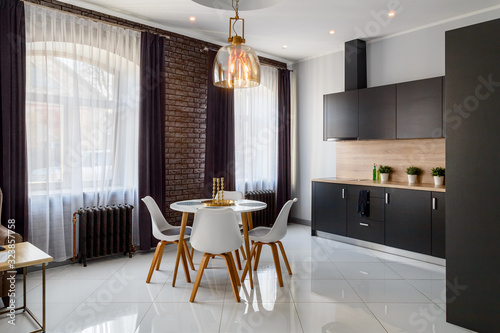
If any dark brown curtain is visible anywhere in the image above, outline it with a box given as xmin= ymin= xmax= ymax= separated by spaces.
xmin=138 ymin=32 xmax=166 ymax=250
xmin=204 ymin=50 xmax=235 ymax=196
xmin=0 ymin=0 xmax=28 ymax=238
xmin=276 ymin=69 xmax=292 ymax=215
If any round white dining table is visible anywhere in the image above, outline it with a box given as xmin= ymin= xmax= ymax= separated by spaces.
xmin=170 ymin=199 xmax=267 ymax=289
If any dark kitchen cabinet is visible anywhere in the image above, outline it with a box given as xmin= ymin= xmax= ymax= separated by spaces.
xmin=446 ymin=19 xmax=500 ymax=332
xmin=312 ymin=182 xmax=347 ymax=236
xmin=397 ymin=77 xmax=444 ymax=139
xmin=431 ymin=192 xmax=445 ymax=258
xmin=346 ymin=185 xmax=385 ymax=244
xmin=385 ymin=188 xmax=431 ymax=255
xmin=358 ymin=85 xmax=396 ymax=140
xmin=323 ymin=90 xmax=358 ymax=141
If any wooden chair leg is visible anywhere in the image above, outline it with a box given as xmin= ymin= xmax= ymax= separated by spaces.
xmin=228 ymin=252 xmax=241 ymax=286
xmin=223 ymin=253 xmax=241 ymax=302
xmin=269 ymin=243 xmax=284 ymax=287
xmin=184 ymin=239 xmax=195 ymax=270
xmin=277 ymin=241 xmax=292 ymax=275
xmin=240 ymin=245 xmax=247 ymax=260
xmin=155 ymin=241 xmax=167 ymax=270
xmin=234 ymin=249 xmax=242 ymax=270
xmin=241 ymin=242 xmax=257 ymax=282
xmin=190 ymin=253 xmax=210 ymax=302
xmin=147 ymin=242 xmax=163 ymax=283
xmin=253 ymin=243 xmax=263 ymax=271
xmin=190 ymin=247 xmax=194 ymax=259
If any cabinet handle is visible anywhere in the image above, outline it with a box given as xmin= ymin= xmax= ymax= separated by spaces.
xmin=385 ymin=193 xmax=389 ymax=204
xmin=432 ymin=197 xmax=437 ymax=210
xmin=359 ymin=223 xmax=369 ymax=227
xmin=342 ymin=188 xmax=345 ymax=199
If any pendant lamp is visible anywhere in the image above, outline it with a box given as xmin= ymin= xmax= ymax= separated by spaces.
xmin=213 ymin=0 xmax=260 ymax=88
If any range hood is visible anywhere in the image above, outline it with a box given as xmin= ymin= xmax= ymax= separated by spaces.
xmin=345 ymin=39 xmax=367 ymax=91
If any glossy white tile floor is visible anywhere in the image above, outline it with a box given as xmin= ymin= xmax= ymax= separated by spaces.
xmin=0 ymin=224 xmax=476 ymax=333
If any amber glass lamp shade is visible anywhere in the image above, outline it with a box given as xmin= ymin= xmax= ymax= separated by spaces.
xmin=213 ymin=41 xmax=261 ymax=88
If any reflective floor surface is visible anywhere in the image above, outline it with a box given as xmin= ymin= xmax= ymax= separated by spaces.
xmin=0 ymin=224 xmax=475 ymax=332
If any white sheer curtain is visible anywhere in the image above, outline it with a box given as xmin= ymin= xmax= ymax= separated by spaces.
xmin=25 ymin=4 xmax=141 ymax=261
xmin=234 ymin=65 xmax=278 ymax=193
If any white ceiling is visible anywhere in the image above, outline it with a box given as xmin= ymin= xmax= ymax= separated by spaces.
xmin=60 ymin=0 xmax=500 ymax=63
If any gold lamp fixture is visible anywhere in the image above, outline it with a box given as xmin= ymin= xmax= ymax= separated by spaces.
xmin=213 ymin=0 xmax=261 ymax=88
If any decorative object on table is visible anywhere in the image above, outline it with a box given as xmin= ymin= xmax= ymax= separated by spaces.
xmin=372 ymin=163 xmax=377 ymax=180
xmin=203 ymin=177 xmax=235 ymax=206
xmin=431 ymin=167 xmax=445 ymax=185
xmin=378 ymin=165 xmax=392 ymax=182
xmin=405 ymin=166 xmax=421 ymax=184
xmin=212 ymin=0 xmax=260 ymax=88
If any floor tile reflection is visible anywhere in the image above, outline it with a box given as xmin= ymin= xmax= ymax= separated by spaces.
xmin=0 ymin=224 xmax=476 ymax=333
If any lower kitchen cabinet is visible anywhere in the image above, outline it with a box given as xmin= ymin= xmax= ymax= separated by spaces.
xmin=312 ymin=182 xmax=347 ymax=236
xmin=431 ymin=192 xmax=445 ymax=258
xmin=385 ymin=188 xmax=432 ymax=255
xmin=347 ymin=185 xmax=385 ymax=244
xmin=311 ymin=181 xmax=444 ymax=258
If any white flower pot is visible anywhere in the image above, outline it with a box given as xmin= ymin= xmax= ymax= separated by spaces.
xmin=380 ymin=173 xmax=389 ymax=182
xmin=408 ymin=174 xmax=417 ymax=184
xmin=434 ymin=176 xmax=444 ymax=185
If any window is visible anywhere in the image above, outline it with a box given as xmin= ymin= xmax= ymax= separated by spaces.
xmin=25 ymin=4 xmax=141 ymax=260
xmin=234 ymin=66 xmax=279 ymax=192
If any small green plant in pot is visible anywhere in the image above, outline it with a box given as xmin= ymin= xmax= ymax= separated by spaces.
xmin=405 ymin=166 xmax=421 ymax=184
xmin=378 ymin=165 xmax=392 ymax=182
xmin=431 ymin=167 xmax=445 ymax=185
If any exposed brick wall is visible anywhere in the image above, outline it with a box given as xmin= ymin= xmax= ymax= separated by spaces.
xmin=25 ymin=0 xmax=287 ymax=225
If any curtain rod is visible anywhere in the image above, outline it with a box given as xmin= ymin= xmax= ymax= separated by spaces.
xmin=199 ymin=47 xmax=292 ymax=71
xmin=21 ymin=0 xmax=170 ymax=38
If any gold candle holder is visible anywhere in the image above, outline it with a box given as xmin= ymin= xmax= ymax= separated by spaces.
xmin=212 ymin=178 xmax=216 ymax=203
xmin=203 ymin=177 xmax=234 ymax=207
xmin=221 ymin=177 xmax=224 ymax=202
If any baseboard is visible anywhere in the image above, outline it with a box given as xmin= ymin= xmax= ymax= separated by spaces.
xmin=315 ymin=231 xmax=446 ymax=266
xmin=290 ymin=217 xmax=311 ymax=226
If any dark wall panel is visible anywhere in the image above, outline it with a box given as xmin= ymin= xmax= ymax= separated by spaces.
xmin=445 ymin=18 xmax=500 ymax=333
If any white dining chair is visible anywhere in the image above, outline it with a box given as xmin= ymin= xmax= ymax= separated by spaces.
xmin=189 ymin=207 xmax=243 ymax=302
xmin=190 ymin=190 xmax=247 ymax=269
xmin=241 ymin=198 xmax=298 ymax=287
xmin=142 ymin=196 xmax=195 ymax=283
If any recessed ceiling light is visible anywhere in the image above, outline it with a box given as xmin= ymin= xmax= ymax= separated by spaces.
xmin=388 ymin=11 xmax=396 ymax=18
xmin=282 ymin=45 xmax=288 ymax=49
xmin=329 ymin=30 xmax=335 ymax=35
xmin=189 ymin=16 xmax=196 ymax=22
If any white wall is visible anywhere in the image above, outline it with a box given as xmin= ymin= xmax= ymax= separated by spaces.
xmin=291 ymin=8 xmax=500 ymax=222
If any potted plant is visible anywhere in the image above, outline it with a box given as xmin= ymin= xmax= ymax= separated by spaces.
xmin=431 ymin=167 xmax=445 ymax=185
xmin=378 ymin=165 xmax=392 ymax=182
xmin=406 ymin=166 xmax=421 ymax=184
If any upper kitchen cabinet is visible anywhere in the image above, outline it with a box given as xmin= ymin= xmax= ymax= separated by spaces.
xmin=323 ymin=90 xmax=358 ymax=141
xmin=397 ymin=77 xmax=444 ymax=139
xmin=358 ymin=84 xmax=396 ymax=140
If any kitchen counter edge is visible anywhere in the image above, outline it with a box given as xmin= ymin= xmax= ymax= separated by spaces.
xmin=312 ymin=177 xmax=446 ymax=192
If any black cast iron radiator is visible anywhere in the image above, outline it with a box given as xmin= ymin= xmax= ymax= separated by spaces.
xmin=245 ymin=190 xmax=276 ymax=228
xmin=72 ymin=204 xmax=134 ymax=267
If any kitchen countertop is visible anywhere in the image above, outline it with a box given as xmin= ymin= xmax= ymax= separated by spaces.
xmin=312 ymin=177 xmax=446 ymax=192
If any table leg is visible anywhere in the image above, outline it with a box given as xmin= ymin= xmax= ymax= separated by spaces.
xmin=172 ymin=212 xmax=190 ymax=287
xmin=23 ymin=268 xmax=27 ymax=311
xmin=42 ymin=263 xmax=46 ymax=332
xmin=241 ymin=212 xmax=253 ymax=289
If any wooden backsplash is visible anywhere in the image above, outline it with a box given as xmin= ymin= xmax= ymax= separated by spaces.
xmin=336 ymin=138 xmax=445 ymax=183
